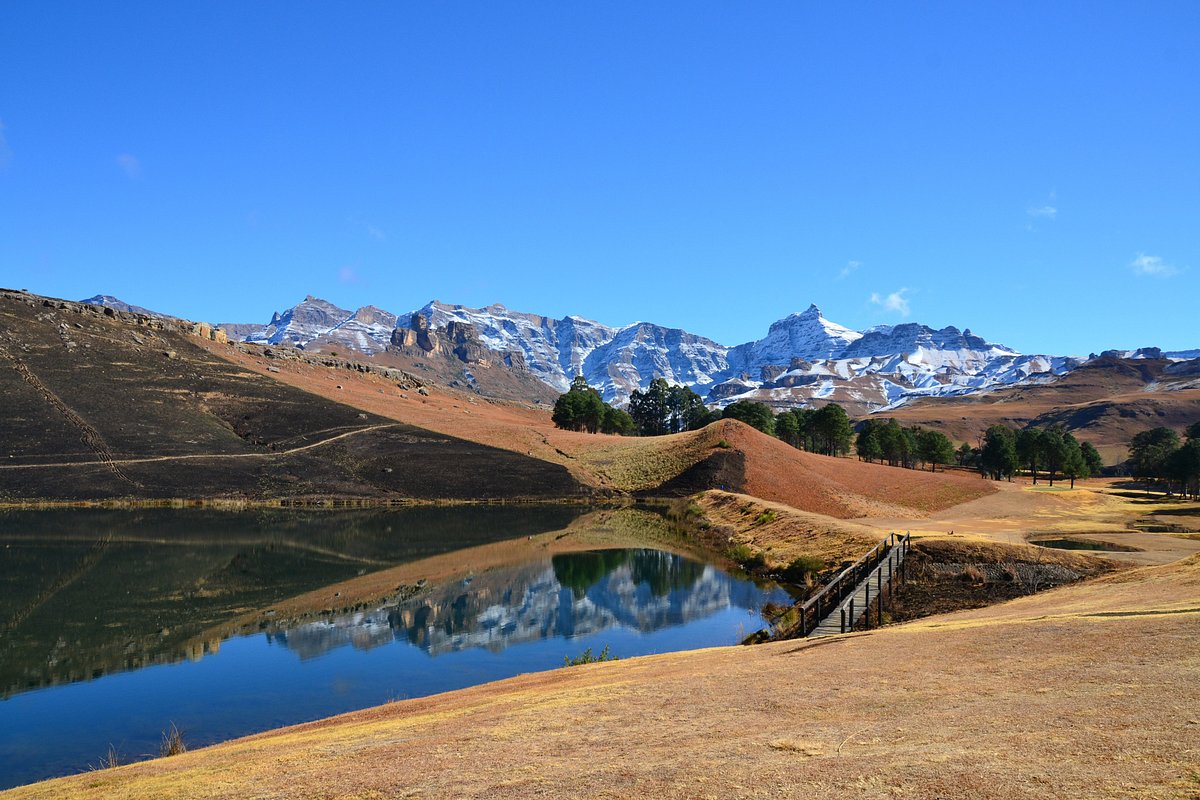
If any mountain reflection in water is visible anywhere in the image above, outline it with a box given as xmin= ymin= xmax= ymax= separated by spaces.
xmin=271 ymin=549 xmax=790 ymax=659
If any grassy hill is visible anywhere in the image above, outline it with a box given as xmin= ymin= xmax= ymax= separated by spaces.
xmin=0 ymin=290 xmax=581 ymax=502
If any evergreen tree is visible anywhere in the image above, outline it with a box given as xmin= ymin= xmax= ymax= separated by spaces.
xmin=979 ymin=425 xmax=1019 ymax=481
xmin=666 ymin=384 xmax=715 ymax=432
xmin=1167 ymin=440 xmax=1200 ymax=499
xmin=628 ymin=378 xmax=672 ymax=436
xmin=956 ymin=442 xmax=975 ymax=467
xmin=1017 ymin=427 xmax=1045 ymax=484
xmin=722 ymin=400 xmax=776 ymax=435
xmin=812 ymin=403 xmax=853 ymax=456
xmin=1129 ymin=427 xmax=1181 ymax=491
xmin=775 ymin=411 xmax=801 ymax=448
xmin=1080 ymin=441 xmax=1105 ymax=477
xmin=856 ymin=419 xmax=885 ymax=462
xmin=551 ymin=376 xmax=612 ymax=434
xmin=1040 ymin=425 xmax=1068 ymax=486
xmin=791 ymin=408 xmax=817 ymax=451
xmin=600 ymin=405 xmax=636 ymax=435
xmin=916 ymin=429 xmax=957 ymax=472
xmin=1061 ymin=434 xmax=1088 ymax=488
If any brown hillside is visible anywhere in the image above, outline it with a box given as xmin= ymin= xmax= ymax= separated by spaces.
xmin=0 ymin=291 xmax=582 ymax=502
xmin=691 ymin=420 xmax=997 ymax=518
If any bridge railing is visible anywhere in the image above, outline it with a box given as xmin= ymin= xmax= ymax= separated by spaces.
xmin=790 ymin=532 xmax=903 ymax=638
xmin=836 ymin=532 xmax=911 ymax=634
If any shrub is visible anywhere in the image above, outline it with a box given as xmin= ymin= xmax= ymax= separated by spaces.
xmin=959 ymin=565 xmax=985 ymax=584
xmin=781 ymin=555 xmax=825 ymax=584
xmin=563 ymin=644 xmax=618 ymax=667
xmin=729 ymin=544 xmax=767 ymax=571
xmin=753 ymin=510 xmax=776 ymax=526
xmin=714 ymin=439 xmax=732 ymax=449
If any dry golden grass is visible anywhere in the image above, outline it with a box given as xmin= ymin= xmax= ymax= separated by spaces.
xmin=12 ymin=554 xmax=1198 ymax=800
xmin=694 ymin=490 xmax=882 ymax=571
xmin=857 ymin=478 xmax=1200 ymax=566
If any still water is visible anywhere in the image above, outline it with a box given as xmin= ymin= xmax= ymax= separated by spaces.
xmin=0 ymin=506 xmax=792 ymax=789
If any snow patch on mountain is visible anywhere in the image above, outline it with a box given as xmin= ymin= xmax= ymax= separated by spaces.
xmin=217 ymin=295 xmax=1181 ymax=413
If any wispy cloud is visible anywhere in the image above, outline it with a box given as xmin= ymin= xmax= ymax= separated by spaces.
xmin=1130 ymin=253 xmax=1180 ymax=278
xmin=348 ymin=216 xmax=387 ymax=241
xmin=1025 ymin=191 xmax=1057 ymax=230
xmin=338 ymin=265 xmax=359 ymax=284
xmin=837 ymin=260 xmax=861 ymax=280
xmin=0 ymin=119 xmax=11 ymax=169
xmin=869 ymin=288 xmax=911 ymax=317
xmin=116 ymin=153 xmax=142 ymax=180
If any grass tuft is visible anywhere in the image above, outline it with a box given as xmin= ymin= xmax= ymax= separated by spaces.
xmin=159 ymin=723 xmax=187 ymax=757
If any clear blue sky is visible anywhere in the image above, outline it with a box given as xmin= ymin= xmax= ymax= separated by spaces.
xmin=2 ymin=2 xmax=1197 ymax=355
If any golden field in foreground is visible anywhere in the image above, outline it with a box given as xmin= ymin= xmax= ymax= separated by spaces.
xmin=9 ymin=557 xmax=1196 ymax=800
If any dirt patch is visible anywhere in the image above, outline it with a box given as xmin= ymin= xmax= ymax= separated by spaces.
xmin=889 ymin=538 xmax=1121 ymax=623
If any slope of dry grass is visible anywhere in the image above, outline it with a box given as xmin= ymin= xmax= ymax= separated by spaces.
xmin=692 ymin=490 xmax=882 ymax=570
xmin=12 ymin=554 xmax=1198 ymax=800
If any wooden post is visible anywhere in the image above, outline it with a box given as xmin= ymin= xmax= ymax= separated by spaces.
xmin=864 ymin=582 xmax=870 ymax=628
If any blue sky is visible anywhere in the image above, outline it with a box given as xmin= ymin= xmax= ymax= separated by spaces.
xmin=1 ymin=2 xmax=1197 ymax=354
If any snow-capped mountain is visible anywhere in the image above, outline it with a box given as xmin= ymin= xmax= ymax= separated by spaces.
xmin=726 ymin=304 xmax=862 ymax=374
xmin=207 ymin=295 xmax=1191 ymax=414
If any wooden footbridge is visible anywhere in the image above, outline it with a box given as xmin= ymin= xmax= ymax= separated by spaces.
xmin=787 ymin=532 xmax=912 ymax=638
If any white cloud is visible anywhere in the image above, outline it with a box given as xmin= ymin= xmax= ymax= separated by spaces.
xmin=1130 ymin=253 xmax=1180 ymax=278
xmin=869 ymin=288 xmax=911 ymax=317
xmin=366 ymin=224 xmax=386 ymax=241
xmin=838 ymin=260 xmax=861 ymax=280
xmin=116 ymin=153 xmax=142 ymax=180
xmin=1027 ymin=205 xmax=1057 ymax=220
xmin=338 ymin=265 xmax=359 ymax=284
xmin=0 ymin=120 xmax=10 ymax=168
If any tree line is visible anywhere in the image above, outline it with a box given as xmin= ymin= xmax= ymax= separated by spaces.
xmin=853 ymin=418 xmax=958 ymax=472
xmin=552 ymin=379 xmax=1194 ymax=495
xmin=1128 ymin=423 xmax=1200 ymax=498
xmin=973 ymin=424 xmax=1104 ymax=487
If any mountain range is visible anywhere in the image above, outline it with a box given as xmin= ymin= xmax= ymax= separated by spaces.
xmin=81 ymin=294 xmax=1199 ymax=414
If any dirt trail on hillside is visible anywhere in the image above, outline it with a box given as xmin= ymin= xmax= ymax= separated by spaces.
xmin=0 ymin=339 xmax=137 ymax=485
xmin=0 ymin=424 xmax=400 ymax=471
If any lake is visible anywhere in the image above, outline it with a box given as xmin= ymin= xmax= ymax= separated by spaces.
xmin=0 ymin=505 xmax=794 ymax=790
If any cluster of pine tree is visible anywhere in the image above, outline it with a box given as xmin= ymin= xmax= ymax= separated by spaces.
xmin=1128 ymin=423 xmax=1200 ymax=498
xmin=853 ymin=418 xmax=958 ymax=472
xmin=551 ymin=376 xmax=636 ymax=434
xmin=774 ymin=403 xmax=854 ymax=456
xmin=973 ymin=424 xmax=1104 ymax=487
xmin=626 ymin=378 xmax=717 ymax=436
